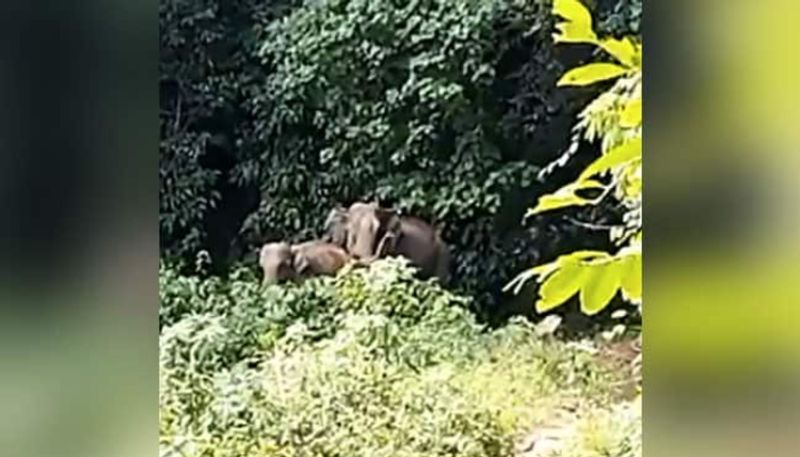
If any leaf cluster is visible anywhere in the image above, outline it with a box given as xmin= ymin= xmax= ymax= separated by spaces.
xmin=508 ymin=0 xmax=642 ymax=317
xmin=160 ymin=259 xmax=627 ymax=456
xmin=159 ymin=0 xmax=605 ymax=315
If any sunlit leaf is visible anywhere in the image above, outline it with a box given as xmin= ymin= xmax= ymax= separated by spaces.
xmin=620 ymin=98 xmax=642 ymax=128
xmin=579 ymin=260 xmax=623 ymax=315
xmin=505 ymin=250 xmax=608 ymax=295
xmin=579 ymin=137 xmax=642 ymax=180
xmin=513 ymin=0 xmax=645 ymax=319
xmin=553 ymin=0 xmax=593 ymax=28
xmin=557 ymin=63 xmax=627 ymax=87
xmin=599 ymin=37 xmax=639 ymax=68
xmin=531 ymin=193 xmax=590 ymax=213
xmin=620 ymin=253 xmax=642 ymax=303
xmin=536 ymin=262 xmax=588 ymax=313
xmin=620 ymin=159 xmax=642 ymax=197
xmin=552 ymin=0 xmax=597 ymax=44
xmin=553 ymin=22 xmax=598 ymax=44
xmin=529 ymin=179 xmax=604 ymax=214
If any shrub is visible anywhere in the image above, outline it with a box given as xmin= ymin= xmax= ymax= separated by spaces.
xmin=160 ymin=259 xmax=629 ymax=457
xmin=161 ymin=261 xmax=480 ymax=371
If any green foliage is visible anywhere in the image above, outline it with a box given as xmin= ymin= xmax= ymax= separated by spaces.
xmin=244 ymin=0 xmax=558 ymax=301
xmin=160 ymin=260 xmax=631 ymax=457
xmin=559 ymin=395 xmax=641 ymax=457
xmin=508 ymin=0 xmax=642 ymax=316
xmin=159 ymin=0 xmax=643 ymax=453
xmin=596 ymin=0 xmax=642 ymax=37
xmin=159 ymin=0 xmax=602 ymax=313
xmin=159 ymin=0 xmax=297 ymax=260
xmin=160 ymin=258 xmax=475 ymax=353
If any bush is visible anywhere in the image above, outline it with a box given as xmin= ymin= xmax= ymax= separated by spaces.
xmin=160 ymin=259 xmax=630 ymax=457
xmin=160 ymin=258 xmax=478 ymax=366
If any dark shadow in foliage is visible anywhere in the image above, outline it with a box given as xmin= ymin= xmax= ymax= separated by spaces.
xmin=159 ymin=0 xmax=298 ymax=270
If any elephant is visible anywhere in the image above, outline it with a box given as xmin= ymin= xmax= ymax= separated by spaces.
xmin=324 ymin=202 xmax=450 ymax=283
xmin=259 ymin=240 xmax=351 ymax=285
xmin=323 ymin=206 xmax=349 ymax=247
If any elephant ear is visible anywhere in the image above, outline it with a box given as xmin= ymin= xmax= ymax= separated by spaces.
xmin=325 ymin=206 xmax=347 ymax=226
xmin=324 ymin=206 xmax=348 ymax=245
xmin=376 ymin=207 xmax=401 ymax=234
xmin=373 ymin=208 xmax=402 ymax=256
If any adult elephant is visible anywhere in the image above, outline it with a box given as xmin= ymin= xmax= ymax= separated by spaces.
xmin=324 ymin=202 xmax=450 ymax=283
xmin=259 ymin=240 xmax=351 ymax=285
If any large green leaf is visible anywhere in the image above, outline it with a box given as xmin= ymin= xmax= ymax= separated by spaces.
xmin=579 ymin=260 xmax=624 ymax=315
xmin=536 ymin=262 xmax=588 ymax=313
xmin=554 ymin=22 xmax=598 ymax=45
xmin=504 ymin=250 xmax=607 ymax=295
xmin=579 ymin=137 xmax=642 ymax=180
xmin=531 ymin=192 xmax=590 ymax=213
xmin=553 ymin=0 xmax=593 ymax=28
xmin=529 ymin=179 xmax=604 ymax=214
xmin=552 ymin=0 xmax=597 ymax=44
xmin=620 ymin=253 xmax=642 ymax=303
xmin=557 ymin=63 xmax=627 ymax=87
xmin=620 ymin=98 xmax=642 ymax=128
xmin=599 ymin=37 xmax=639 ymax=69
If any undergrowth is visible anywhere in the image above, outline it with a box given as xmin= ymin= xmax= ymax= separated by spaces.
xmin=160 ymin=258 xmax=639 ymax=457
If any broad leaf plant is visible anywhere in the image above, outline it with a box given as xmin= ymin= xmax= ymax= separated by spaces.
xmin=506 ymin=0 xmax=642 ymax=316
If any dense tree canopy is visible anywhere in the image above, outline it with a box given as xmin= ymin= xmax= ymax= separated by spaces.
xmin=159 ymin=0 xmax=642 ymax=320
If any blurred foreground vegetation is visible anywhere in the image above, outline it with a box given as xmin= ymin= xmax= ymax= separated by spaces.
xmin=160 ymin=259 xmax=640 ymax=457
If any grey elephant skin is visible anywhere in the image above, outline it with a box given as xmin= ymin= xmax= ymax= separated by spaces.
xmin=259 ymin=240 xmax=351 ymax=285
xmin=325 ymin=203 xmax=450 ymax=283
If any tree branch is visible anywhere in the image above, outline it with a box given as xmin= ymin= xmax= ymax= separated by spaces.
xmin=563 ymin=216 xmax=616 ymax=231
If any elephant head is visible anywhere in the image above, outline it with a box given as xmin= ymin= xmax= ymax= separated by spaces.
xmin=344 ymin=202 xmax=401 ymax=260
xmin=258 ymin=242 xmax=297 ymax=285
xmin=324 ymin=202 xmax=449 ymax=282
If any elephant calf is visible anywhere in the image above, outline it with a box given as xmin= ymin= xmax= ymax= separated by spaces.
xmin=259 ymin=240 xmax=351 ymax=285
